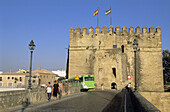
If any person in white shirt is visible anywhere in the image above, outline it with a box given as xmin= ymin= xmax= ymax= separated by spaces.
xmin=58 ymin=81 xmax=63 ymax=99
xmin=45 ymin=82 xmax=52 ymax=101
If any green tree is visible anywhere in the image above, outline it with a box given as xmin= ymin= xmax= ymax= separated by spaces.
xmin=163 ymin=50 xmax=170 ymax=84
xmin=14 ymin=77 xmax=18 ymax=83
xmin=57 ymin=77 xmax=66 ymax=81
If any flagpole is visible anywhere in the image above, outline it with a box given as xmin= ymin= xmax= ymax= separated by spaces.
xmin=110 ymin=7 xmax=112 ymax=26
xmin=97 ymin=8 xmax=99 ymax=26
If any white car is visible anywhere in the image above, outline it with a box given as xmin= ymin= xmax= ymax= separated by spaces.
xmin=41 ymin=84 xmax=47 ymax=88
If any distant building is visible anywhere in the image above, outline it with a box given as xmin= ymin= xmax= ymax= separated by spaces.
xmin=0 ymin=66 xmax=57 ymax=88
xmin=0 ymin=72 xmax=27 ymax=87
xmin=0 ymin=71 xmax=39 ymax=88
xmin=33 ymin=65 xmax=57 ymax=86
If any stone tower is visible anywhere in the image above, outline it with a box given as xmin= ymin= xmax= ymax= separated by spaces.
xmin=68 ymin=25 xmax=164 ymax=91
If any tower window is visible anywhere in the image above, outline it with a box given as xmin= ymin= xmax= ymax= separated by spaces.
xmin=113 ymin=45 xmax=117 ymax=48
xmin=121 ymin=45 xmax=124 ymax=53
xmin=112 ymin=68 xmax=116 ymax=78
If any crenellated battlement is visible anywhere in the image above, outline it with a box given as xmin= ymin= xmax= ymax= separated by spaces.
xmin=70 ymin=25 xmax=161 ymax=35
xmin=69 ymin=25 xmax=162 ymax=50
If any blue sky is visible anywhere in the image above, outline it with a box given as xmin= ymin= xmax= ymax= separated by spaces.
xmin=0 ymin=0 xmax=170 ymax=72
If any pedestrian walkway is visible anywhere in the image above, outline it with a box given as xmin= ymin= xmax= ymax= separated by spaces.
xmin=4 ymin=92 xmax=86 ymax=112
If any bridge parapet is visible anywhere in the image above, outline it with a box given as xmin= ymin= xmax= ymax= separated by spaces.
xmin=131 ymin=90 xmax=161 ymax=112
xmin=0 ymin=86 xmax=80 ymax=112
xmin=121 ymin=88 xmax=161 ymax=112
xmin=140 ymin=91 xmax=170 ymax=112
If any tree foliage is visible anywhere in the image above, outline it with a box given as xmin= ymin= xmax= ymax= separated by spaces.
xmin=163 ymin=50 xmax=170 ymax=83
xmin=57 ymin=77 xmax=66 ymax=81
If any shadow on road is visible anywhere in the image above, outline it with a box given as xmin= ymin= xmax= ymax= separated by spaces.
xmin=102 ymin=92 xmax=123 ymax=112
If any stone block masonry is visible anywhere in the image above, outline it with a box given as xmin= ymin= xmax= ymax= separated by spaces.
xmin=68 ymin=25 xmax=164 ymax=91
xmin=140 ymin=92 xmax=170 ymax=112
xmin=0 ymin=86 xmax=80 ymax=111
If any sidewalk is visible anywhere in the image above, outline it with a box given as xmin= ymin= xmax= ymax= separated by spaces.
xmin=0 ymin=88 xmax=26 ymax=92
xmin=3 ymin=92 xmax=86 ymax=112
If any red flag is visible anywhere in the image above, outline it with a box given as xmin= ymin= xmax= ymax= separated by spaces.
xmin=93 ymin=9 xmax=98 ymax=16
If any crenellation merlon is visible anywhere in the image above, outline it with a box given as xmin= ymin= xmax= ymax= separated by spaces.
xmin=116 ymin=25 xmax=121 ymax=34
xmin=82 ymin=26 xmax=87 ymax=35
xmin=136 ymin=26 xmax=141 ymax=34
xmin=109 ymin=25 xmax=113 ymax=34
xmin=70 ymin=26 xmax=75 ymax=33
xmin=122 ymin=26 xmax=127 ymax=33
xmin=149 ymin=26 xmax=155 ymax=33
xmin=142 ymin=26 xmax=148 ymax=33
xmin=102 ymin=25 xmax=107 ymax=34
xmin=156 ymin=26 xmax=161 ymax=34
xmin=89 ymin=26 xmax=94 ymax=35
xmin=129 ymin=26 xmax=134 ymax=34
xmin=76 ymin=26 xmax=81 ymax=33
xmin=95 ymin=26 xmax=100 ymax=33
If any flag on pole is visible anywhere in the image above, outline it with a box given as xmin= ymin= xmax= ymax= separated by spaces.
xmin=93 ymin=9 xmax=98 ymax=16
xmin=105 ymin=8 xmax=111 ymax=15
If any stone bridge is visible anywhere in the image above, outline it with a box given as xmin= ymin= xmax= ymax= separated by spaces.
xmin=0 ymin=87 xmax=170 ymax=112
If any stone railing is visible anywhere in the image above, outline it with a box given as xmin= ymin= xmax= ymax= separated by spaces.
xmin=121 ymin=88 xmax=160 ymax=112
xmin=0 ymin=86 xmax=80 ymax=111
xmin=131 ymin=91 xmax=160 ymax=112
xmin=140 ymin=91 xmax=170 ymax=112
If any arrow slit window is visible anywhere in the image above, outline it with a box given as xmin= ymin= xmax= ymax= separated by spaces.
xmin=112 ymin=68 xmax=116 ymax=78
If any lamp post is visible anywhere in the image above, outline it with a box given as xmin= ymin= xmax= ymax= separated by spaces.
xmin=28 ymin=40 xmax=36 ymax=89
xmin=133 ymin=39 xmax=138 ymax=91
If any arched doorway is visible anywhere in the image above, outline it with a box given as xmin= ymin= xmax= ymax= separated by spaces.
xmin=111 ymin=82 xmax=117 ymax=89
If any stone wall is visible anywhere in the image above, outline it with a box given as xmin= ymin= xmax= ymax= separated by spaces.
xmin=68 ymin=25 xmax=164 ymax=91
xmin=140 ymin=92 xmax=170 ymax=112
xmin=0 ymin=86 xmax=80 ymax=111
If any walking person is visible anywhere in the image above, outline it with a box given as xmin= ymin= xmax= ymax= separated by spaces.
xmin=58 ymin=81 xmax=63 ymax=99
xmin=65 ymin=82 xmax=69 ymax=96
xmin=52 ymin=80 xmax=59 ymax=99
xmin=126 ymin=82 xmax=131 ymax=92
xmin=45 ymin=82 xmax=52 ymax=101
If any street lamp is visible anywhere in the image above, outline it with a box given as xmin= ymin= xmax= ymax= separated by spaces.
xmin=133 ymin=39 xmax=138 ymax=91
xmin=28 ymin=40 xmax=36 ymax=89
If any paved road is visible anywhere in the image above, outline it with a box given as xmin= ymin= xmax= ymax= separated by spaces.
xmin=24 ymin=90 xmax=123 ymax=112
